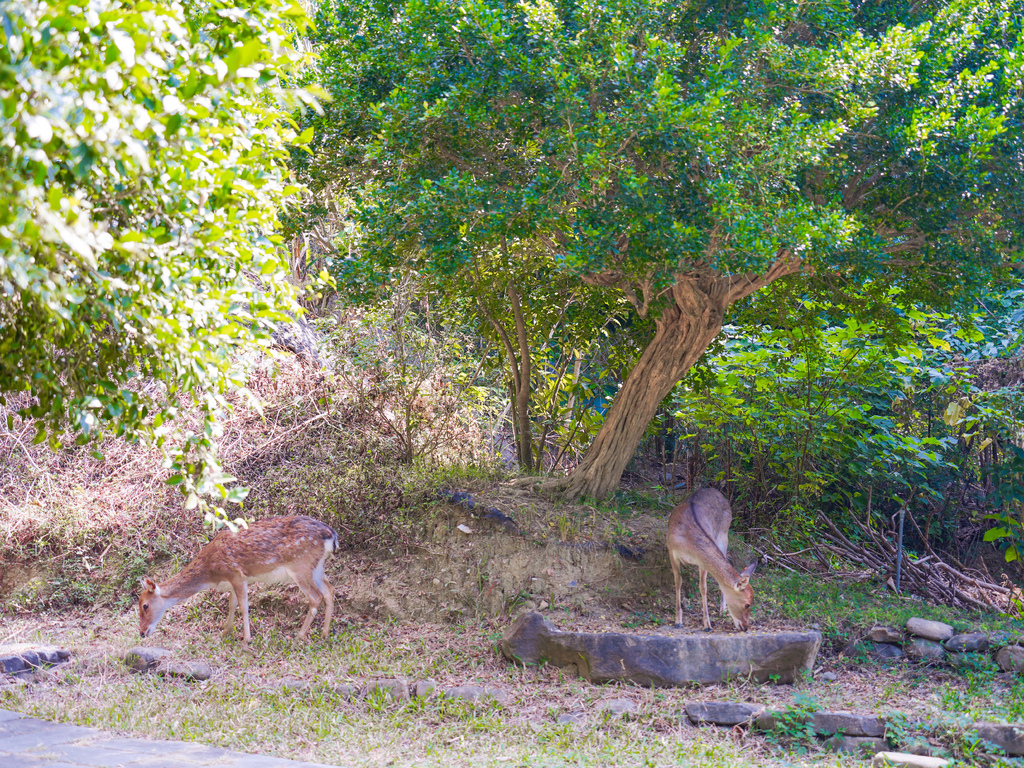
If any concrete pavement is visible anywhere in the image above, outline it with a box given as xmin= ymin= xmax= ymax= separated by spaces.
xmin=0 ymin=708 xmax=341 ymax=768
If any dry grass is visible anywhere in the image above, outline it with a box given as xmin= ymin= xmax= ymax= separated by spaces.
xmin=0 ymin=607 xmax=867 ymax=768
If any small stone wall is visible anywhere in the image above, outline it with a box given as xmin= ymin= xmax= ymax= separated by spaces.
xmin=847 ymin=617 xmax=1023 ymax=672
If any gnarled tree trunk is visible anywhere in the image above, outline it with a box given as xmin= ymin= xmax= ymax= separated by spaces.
xmin=540 ymin=256 xmax=802 ymax=500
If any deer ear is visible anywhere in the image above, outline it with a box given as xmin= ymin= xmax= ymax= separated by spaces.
xmin=740 ymin=561 xmax=757 ymax=579
xmin=735 ymin=576 xmax=750 ymax=591
xmin=140 ymin=576 xmax=157 ymax=592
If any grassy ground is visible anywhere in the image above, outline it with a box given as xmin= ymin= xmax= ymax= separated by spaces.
xmin=2 ymin=570 xmax=1024 ymax=768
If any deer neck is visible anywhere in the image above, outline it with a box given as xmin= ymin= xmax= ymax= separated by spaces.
xmin=157 ymin=561 xmax=217 ymax=601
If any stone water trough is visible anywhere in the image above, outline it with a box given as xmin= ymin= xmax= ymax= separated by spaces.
xmin=500 ymin=612 xmax=821 ymax=686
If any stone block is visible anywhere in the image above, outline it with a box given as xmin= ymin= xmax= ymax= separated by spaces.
xmin=362 ymin=679 xmax=410 ymax=703
xmin=411 ymin=679 xmax=437 ymax=699
xmin=996 ymin=646 xmax=1024 ymax=673
xmin=905 ymin=638 xmax=946 ymax=661
xmin=813 ymin=711 xmax=886 ymax=737
xmin=868 ymin=626 xmax=903 ymax=643
xmin=596 ymin=699 xmax=637 ymax=717
xmin=944 ymin=633 xmax=989 ymax=653
xmin=155 ymin=661 xmax=212 ymax=682
xmin=685 ymin=702 xmax=764 ymax=726
xmin=0 ymin=644 xmax=71 ymax=674
xmin=871 ymin=751 xmax=950 ymax=768
xmin=973 ymin=722 xmax=1024 ymax=756
xmin=500 ymin=611 xmax=821 ymax=686
xmin=906 ymin=618 xmax=954 ymax=643
xmin=124 ymin=647 xmax=172 ymax=673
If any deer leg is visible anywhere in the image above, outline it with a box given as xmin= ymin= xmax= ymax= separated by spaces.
xmin=672 ymin=560 xmax=684 ymax=629
xmin=224 ymin=590 xmax=238 ymax=639
xmin=292 ymin=570 xmax=323 ymax=640
xmin=312 ymin=559 xmax=335 ymax=638
xmin=699 ymin=567 xmax=711 ymax=632
xmin=234 ymin=581 xmax=252 ymax=645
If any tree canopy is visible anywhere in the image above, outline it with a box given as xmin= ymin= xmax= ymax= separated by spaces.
xmin=283 ymin=0 xmax=1021 ymax=497
xmin=0 ymin=0 xmax=316 ymax=507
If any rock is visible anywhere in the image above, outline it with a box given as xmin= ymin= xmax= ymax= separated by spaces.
xmin=412 ymin=679 xmax=437 ymax=699
xmin=822 ymin=735 xmax=889 ymax=755
xmin=124 ymin=647 xmax=172 ymax=673
xmin=871 ymin=751 xmax=949 ymax=768
xmin=819 ymin=671 xmax=838 ymax=682
xmin=686 ymin=702 xmax=764 ymax=726
xmin=155 ymin=661 xmax=212 ymax=681
xmin=596 ymin=699 xmax=637 ymax=717
xmin=500 ymin=612 xmax=822 ymax=686
xmin=755 ymin=709 xmax=785 ymax=731
xmin=0 ymin=644 xmax=71 ymax=674
xmin=328 ymin=683 xmax=357 ymax=699
xmin=557 ymin=712 xmax=586 ymax=726
xmin=870 ymin=642 xmax=905 ymax=661
xmin=973 ymin=722 xmax=1024 ymax=756
xmin=868 ymin=626 xmax=903 ymax=644
xmin=813 ymin=711 xmax=886 ymax=738
xmin=996 ymin=646 xmax=1024 ymax=673
xmin=944 ymin=633 xmax=990 ymax=653
xmin=441 ymin=685 xmax=507 ymax=704
xmin=362 ymin=679 xmax=410 ymax=703
xmin=906 ymin=618 xmax=954 ymax=643
xmin=905 ymin=638 xmax=946 ymax=662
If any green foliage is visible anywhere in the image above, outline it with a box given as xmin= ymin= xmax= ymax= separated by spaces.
xmin=0 ymin=0 xmax=315 ymax=510
xmin=294 ymin=0 xmax=1021 ymax=498
xmin=666 ymin=284 xmax=1024 ymax=564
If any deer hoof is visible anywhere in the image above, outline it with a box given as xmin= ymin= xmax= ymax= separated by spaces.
xmin=673 ymin=622 xmax=682 ymax=629
xmin=703 ymin=627 xmax=712 ymax=633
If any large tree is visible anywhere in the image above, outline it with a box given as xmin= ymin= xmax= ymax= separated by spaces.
xmin=0 ymin=0 xmax=314 ymax=508
xmin=302 ymin=0 xmax=1022 ymax=499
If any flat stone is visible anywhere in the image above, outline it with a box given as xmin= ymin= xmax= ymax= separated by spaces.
xmin=441 ymin=685 xmax=507 ymax=704
xmin=996 ymin=646 xmax=1024 ymax=673
xmin=813 ymin=711 xmax=886 ymax=737
xmin=411 ymin=679 xmax=436 ymax=699
xmin=867 ymin=626 xmax=903 ymax=643
xmin=124 ymin=646 xmax=172 ymax=673
xmin=686 ymin=701 xmax=764 ymax=726
xmin=944 ymin=633 xmax=990 ymax=653
xmin=905 ymin=638 xmax=946 ymax=661
xmin=0 ymin=720 xmax=94 ymax=752
xmin=362 ymin=679 xmax=410 ymax=702
xmin=819 ymin=671 xmax=838 ymax=682
xmin=973 ymin=722 xmax=1024 ymax=755
xmin=156 ymin=661 xmax=213 ymax=681
xmin=822 ymin=735 xmax=889 ymax=755
xmin=872 ymin=751 xmax=949 ymax=767
xmin=327 ymin=683 xmax=357 ymax=699
xmin=0 ymin=644 xmax=71 ymax=674
xmin=876 ymin=642 xmax=905 ymax=660
xmin=500 ymin=612 xmax=821 ymax=686
xmin=906 ymin=618 xmax=954 ymax=643
xmin=557 ymin=711 xmax=586 ymax=725
xmin=596 ymin=698 xmax=637 ymax=717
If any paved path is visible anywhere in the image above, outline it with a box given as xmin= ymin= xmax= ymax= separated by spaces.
xmin=0 ymin=709 xmax=340 ymax=768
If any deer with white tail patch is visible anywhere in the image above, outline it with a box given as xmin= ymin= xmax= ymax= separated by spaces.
xmin=667 ymin=488 xmax=757 ymax=631
xmin=138 ymin=515 xmax=339 ymax=644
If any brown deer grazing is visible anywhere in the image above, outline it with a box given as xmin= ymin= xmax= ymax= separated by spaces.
xmin=139 ymin=515 xmax=339 ymax=644
xmin=666 ymin=488 xmax=756 ymax=631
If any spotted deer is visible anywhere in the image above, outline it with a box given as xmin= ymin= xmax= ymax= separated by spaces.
xmin=138 ymin=515 xmax=338 ymax=644
xmin=666 ymin=488 xmax=757 ymax=631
